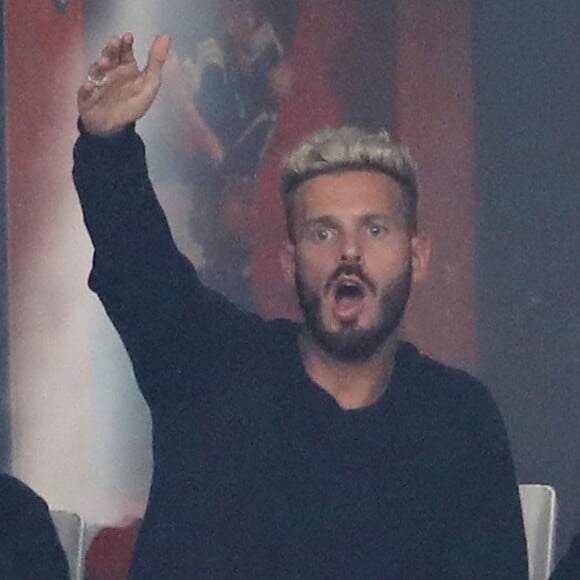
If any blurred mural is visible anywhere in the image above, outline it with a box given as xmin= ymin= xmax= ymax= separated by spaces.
xmin=2 ymin=0 xmax=578 ymax=565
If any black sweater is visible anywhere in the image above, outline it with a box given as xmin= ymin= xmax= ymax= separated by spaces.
xmin=73 ymin=126 xmax=528 ymax=579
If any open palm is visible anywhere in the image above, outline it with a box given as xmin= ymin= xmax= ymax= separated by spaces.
xmin=78 ymin=33 xmax=171 ymax=136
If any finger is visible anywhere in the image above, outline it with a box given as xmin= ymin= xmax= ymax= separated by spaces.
xmin=78 ymin=76 xmax=104 ymax=106
xmin=145 ymin=34 xmax=172 ymax=79
xmin=119 ymin=32 xmax=136 ymax=65
xmin=78 ymin=82 xmax=94 ymax=101
xmin=87 ymin=58 xmax=110 ymax=83
xmin=88 ymin=38 xmax=121 ymax=81
xmin=101 ymin=36 xmax=121 ymax=64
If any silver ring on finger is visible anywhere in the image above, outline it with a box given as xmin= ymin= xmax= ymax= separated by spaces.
xmin=87 ymin=72 xmax=108 ymax=87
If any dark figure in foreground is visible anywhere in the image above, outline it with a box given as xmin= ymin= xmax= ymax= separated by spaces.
xmin=74 ymin=34 xmax=528 ymax=578
xmin=0 ymin=473 xmax=70 ymax=579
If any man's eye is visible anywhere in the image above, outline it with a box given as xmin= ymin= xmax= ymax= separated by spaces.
xmin=368 ymin=224 xmax=386 ymax=237
xmin=313 ymin=228 xmax=333 ymax=242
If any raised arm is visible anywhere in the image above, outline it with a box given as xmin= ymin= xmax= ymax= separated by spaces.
xmin=73 ymin=34 xmax=259 ymax=410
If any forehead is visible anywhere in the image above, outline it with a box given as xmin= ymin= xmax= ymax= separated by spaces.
xmin=294 ymin=170 xmax=404 ymax=220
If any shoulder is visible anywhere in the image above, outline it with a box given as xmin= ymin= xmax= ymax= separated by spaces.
xmin=264 ymin=317 xmax=301 ymax=343
xmin=0 ymin=475 xmax=53 ymax=534
xmin=395 ymin=341 xmax=504 ymax=431
xmin=0 ymin=472 xmax=28 ymax=493
xmin=0 ymin=474 xmax=46 ymax=512
xmin=397 ymin=341 xmax=489 ymax=397
xmin=0 ymin=472 xmax=32 ymax=492
xmin=0 ymin=475 xmax=69 ymax=579
xmin=232 ymin=316 xmax=300 ymax=366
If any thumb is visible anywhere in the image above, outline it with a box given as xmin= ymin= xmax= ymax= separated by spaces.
xmin=146 ymin=34 xmax=172 ymax=78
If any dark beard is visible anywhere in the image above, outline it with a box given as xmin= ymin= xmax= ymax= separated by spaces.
xmin=295 ymin=262 xmax=412 ymax=362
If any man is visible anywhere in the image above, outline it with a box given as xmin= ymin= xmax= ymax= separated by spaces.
xmin=74 ymin=34 xmax=527 ymax=578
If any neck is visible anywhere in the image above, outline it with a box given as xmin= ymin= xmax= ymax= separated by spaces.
xmin=299 ymin=332 xmax=398 ymax=410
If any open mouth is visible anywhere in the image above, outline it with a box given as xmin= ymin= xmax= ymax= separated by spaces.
xmin=335 ymin=280 xmax=365 ymax=302
xmin=331 ymin=278 xmax=367 ymax=322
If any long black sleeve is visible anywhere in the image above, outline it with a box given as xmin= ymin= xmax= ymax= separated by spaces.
xmin=72 ymin=124 xmax=262 ymax=411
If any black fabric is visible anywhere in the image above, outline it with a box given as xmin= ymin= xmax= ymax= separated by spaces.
xmin=73 ymin=127 xmax=528 ymax=579
xmin=0 ymin=474 xmax=70 ymax=580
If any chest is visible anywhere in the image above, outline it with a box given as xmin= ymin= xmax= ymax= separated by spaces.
xmin=154 ymin=381 xmax=469 ymax=551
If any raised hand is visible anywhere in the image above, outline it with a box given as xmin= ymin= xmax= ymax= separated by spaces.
xmin=78 ymin=33 xmax=171 ymax=136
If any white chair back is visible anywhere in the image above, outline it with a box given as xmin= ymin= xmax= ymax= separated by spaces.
xmin=50 ymin=510 xmax=86 ymax=580
xmin=519 ymin=484 xmax=557 ymax=580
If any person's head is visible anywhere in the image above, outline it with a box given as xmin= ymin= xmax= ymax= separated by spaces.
xmin=220 ymin=0 xmax=262 ymax=51
xmin=279 ymin=126 xmax=430 ymax=361
xmin=281 ymin=126 xmax=420 ymax=241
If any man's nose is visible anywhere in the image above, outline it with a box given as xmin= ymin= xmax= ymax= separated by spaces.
xmin=340 ymin=232 xmax=362 ymax=263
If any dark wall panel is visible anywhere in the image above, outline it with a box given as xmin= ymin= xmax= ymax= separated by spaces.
xmin=474 ymin=0 xmax=580 ymax=558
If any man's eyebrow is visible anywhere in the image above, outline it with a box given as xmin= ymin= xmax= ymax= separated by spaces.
xmin=360 ymin=212 xmax=395 ymax=223
xmin=303 ymin=213 xmax=397 ymax=229
xmin=303 ymin=215 xmax=340 ymax=229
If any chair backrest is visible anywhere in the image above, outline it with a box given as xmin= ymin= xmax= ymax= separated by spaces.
xmin=50 ymin=510 xmax=86 ymax=580
xmin=519 ymin=484 xmax=557 ymax=580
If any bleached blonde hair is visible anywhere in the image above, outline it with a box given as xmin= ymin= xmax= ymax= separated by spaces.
xmin=280 ymin=126 xmax=419 ymax=237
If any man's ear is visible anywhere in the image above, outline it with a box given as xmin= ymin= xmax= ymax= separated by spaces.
xmin=280 ymin=240 xmax=296 ymax=284
xmin=410 ymin=234 xmax=431 ymax=283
